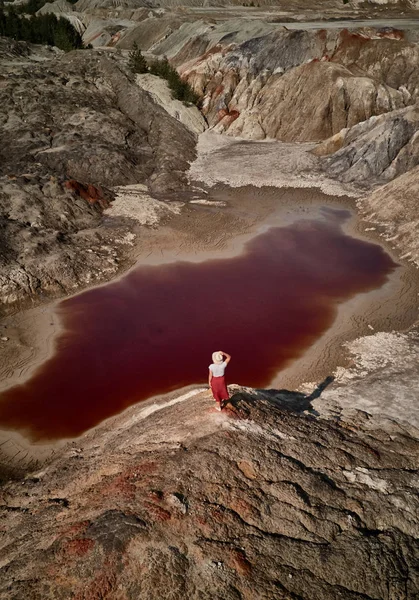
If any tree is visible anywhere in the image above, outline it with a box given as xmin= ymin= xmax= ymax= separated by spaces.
xmin=149 ymin=56 xmax=199 ymax=105
xmin=0 ymin=8 xmax=83 ymax=50
xmin=128 ymin=42 xmax=148 ymax=74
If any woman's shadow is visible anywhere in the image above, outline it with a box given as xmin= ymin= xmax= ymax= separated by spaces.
xmin=227 ymin=375 xmax=335 ymax=415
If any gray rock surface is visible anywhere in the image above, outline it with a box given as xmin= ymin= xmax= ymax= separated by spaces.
xmin=36 ymin=0 xmax=75 ymax=15
xmin=315 ymin=104 xmax=419 ymax=184
xmin=0 ymin=39 xmax=196 ymax=313
xmin=223 ymin=61 xmax=406 ymax=141
xmin=319 ymin=329 xmax=419 ymax=425
xmin=115 ymin=15 xmax=189 ymax=50
xmin=358 ymin=163 xmax=419 ymax=266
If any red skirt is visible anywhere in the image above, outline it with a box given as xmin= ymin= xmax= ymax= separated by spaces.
xmin=211 ymin=375 xmax=229 ymax=402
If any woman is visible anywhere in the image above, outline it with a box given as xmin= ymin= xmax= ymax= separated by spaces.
xmin=208 ymin=350 xmax=231 ymax=411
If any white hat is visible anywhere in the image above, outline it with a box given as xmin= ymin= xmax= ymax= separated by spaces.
xmin=212 ymin=351 xmax=223 ymax=364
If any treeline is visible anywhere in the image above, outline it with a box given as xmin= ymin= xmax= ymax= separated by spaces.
xmin=0 ymin=8 xmax=83 ymax=51
xmin=128 ymin=42 xmax=199 ymax=106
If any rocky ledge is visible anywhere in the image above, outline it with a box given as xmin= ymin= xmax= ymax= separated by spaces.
xmin=0 ymin=379 xmax=418 ymax=599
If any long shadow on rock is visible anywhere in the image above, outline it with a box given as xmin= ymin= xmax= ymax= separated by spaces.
xmin=226 ymin=376 xmax=335 ymax=418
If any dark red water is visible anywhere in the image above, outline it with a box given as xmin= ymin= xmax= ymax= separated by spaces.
xmin=0 ymin=209 xmax=397 ymax=441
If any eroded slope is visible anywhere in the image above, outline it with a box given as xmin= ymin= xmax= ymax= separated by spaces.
xmin=0 ymin=39 xmax=196 ymax=313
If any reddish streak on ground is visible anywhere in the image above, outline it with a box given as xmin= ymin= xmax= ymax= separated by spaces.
xmin=0 ymin=209 xmax=396 ymax=441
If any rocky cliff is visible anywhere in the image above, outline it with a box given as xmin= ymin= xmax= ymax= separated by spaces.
xmin=70 ymin=23 xmax=395 ymax=155
xmin=19 ymin=0 xmax=419 ymax=185
xmin=162 ymin=22 xmax=419 ymax=191
xmin=177 ymin=28 xmax=417 ymax=142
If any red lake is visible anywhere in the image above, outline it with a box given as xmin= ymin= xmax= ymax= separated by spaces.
xmin=0 ymin=208 xmax=397 ymax=441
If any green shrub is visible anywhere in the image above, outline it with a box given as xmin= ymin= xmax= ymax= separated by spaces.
xmin=149 ymin=56 xmax=199 ymax=105
xmin=128 ymin=41 xmax=148 ymax=74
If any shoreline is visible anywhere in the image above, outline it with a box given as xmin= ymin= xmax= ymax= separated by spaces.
xmin=1 ymin=183 xmax=407 ymax=396
xmin=274 ymin=199 xmax=419 ymax=391
xmin=0 ymin=185 xmax=359 ymax=395
xmin=0 ymin=140 xmax=418 ymax=471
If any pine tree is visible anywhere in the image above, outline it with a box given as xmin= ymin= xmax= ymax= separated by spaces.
xmin=149 ymin=57 xmax=199 ymax=105
xmin=128 ymin=42 xmax=148 ymax=74
xmin=0 ymin=8 xmax=83 ymax=50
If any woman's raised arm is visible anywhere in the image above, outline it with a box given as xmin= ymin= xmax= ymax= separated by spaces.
xmin=221 ymin=351 xmax=231 ymax=365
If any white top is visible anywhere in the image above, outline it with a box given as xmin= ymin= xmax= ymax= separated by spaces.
xmin=209 ymin=361 xmax=227 ymax=377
